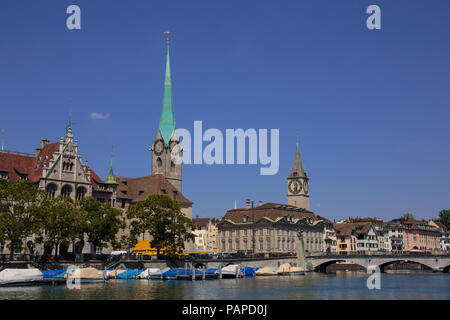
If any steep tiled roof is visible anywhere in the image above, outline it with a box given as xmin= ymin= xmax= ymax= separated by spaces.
xmin=220 ymin=203 xmax=317 ymax=224
xmin=333 ymin=222 xmax=374 ymax=236
xmin=30 ymin=143 xmax=59 ymax=181
xmin=0 ymin=151 xmax=37 ymax=181
xmin=0 ymin=143 xmax=60 ymax=182
xmin=115 ymin=174 xmax=193 ymax=206
xmin=193 ymin=217 xmax=210 ymax=228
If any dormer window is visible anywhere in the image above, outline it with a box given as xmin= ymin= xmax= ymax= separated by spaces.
xmin=38 ymin=157 xmax=42 ymax=162
xmin=243 ymin=215 xmax=249 ymax=223
xmin=20 ymin=174 xmax=28 ymax=180
xmin=122 ymin=181 xmax=127 ymax=186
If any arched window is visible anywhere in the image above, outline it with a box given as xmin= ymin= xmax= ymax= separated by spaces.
xmin=46 ymin=183 xmax=57 ymax=199
xmin=76 ymin=186 xmax=86 ymax=200
xmin=69 ymin=163 xmax=74 ymax=171
xmin=157 ymin=157 xmax=162 ymax=173
xmin=170 ymin=161 xmax=175 ymax=173
xmin=61 ymin=185 xmax=72 ymax=198
xmin=62 ymin=162 xmax=67 ymax=170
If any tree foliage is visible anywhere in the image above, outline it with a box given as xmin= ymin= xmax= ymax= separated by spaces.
xmin=126 ymin=194 xmax=196 ymax=257
xmin=79 ymin=197 xmax=125 ymax=253
xmin=0 ymin=179 xmax=45 ymax=255
xmin=438 ymin=209 xmax=450 ymax=229
xmin=399 ymin=213 xmax=415 ymax=220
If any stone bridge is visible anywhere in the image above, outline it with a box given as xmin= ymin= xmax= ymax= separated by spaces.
xmin=306 ymin=254 xmax=450 ymax=272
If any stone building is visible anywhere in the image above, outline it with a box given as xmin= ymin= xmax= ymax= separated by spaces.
xmin=217 ymin=203 xmax=329 ymax=254
xmin=0 ymin=37 xmax=193 ymax=255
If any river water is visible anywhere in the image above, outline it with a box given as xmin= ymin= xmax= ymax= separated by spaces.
xmin=0 ymin=271 xmax=448 ymax=300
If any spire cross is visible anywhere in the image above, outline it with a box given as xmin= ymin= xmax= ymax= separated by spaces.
xmin=164 ymin=31 xmax=170 ymax=47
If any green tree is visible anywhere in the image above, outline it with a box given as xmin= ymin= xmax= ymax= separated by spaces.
xmin=80 ymin=197 xmax=125 ymax=254
xmin=126 ymin=194 xmax=196 ymax=257
xmin=0 ymin=179 xmax=45 ymax=256
xmin=400 ymin=213 xmax=415 ymax=220
xmin=438 ymin=209 xmax=450 ymax=229
xmin=35 ymin=196 xmax=77 ymax=256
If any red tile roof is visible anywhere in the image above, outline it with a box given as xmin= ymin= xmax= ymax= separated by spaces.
xmin=0 ymin=151 xmax=37 ymax=181
xmin=115 ymin=174 xmax=193 ymax=206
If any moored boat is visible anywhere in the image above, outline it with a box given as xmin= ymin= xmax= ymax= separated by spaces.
xmin=215 ymin=264 xmax=242 ymax=278
xmin=65 ymin=267 xmax=105 ymax=283
xmin=0 ymin=268 xmax=43 ymax=286
xmin=255 ymin=266 xmax=277 ymax=276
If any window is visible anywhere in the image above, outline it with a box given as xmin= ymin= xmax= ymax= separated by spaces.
xmin=171 ymin=161 xmax=175 ymax=173
xmin=61 ymin=185 xmax=72 ymax=198
xmin=173 ymin=191 xmax=177 ymax=200
xmin=76 ymin=187 xmax=86 ymax=200
xmin=157 ymin=157 xmax=162 ymax=173
xmin=0 ymin=171 xmax=8 ymax=179
xmin=121 ymin=199 xmax=126 ymax=209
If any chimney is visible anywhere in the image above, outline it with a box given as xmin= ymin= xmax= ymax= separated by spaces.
xmin=258 ymin=201 xmax=263 ymax=206
xmin=196 ymin=215 xmax=199 ymax=219
xmin=35 ymin=147 xmax=42 ymax=156
xmin=41 ymin=138 xmax=50 ymax=148
xmin=246 ymin=199 xmax=251 ymax=209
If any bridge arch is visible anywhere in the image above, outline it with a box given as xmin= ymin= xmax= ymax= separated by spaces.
xmin=377 ymin=259 xmax=433 ymax=272
xmin=313 ymin=259 xmax=366 ymax=273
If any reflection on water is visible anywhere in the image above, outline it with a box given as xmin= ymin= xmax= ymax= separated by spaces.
xmin=0 ymin=272 xmax=448 ymax=300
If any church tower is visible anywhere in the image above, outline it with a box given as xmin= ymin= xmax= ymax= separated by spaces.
xmin=151 ymin=33 xmax=182 ymax=192
xmin=287 ymin=141 xmax=309 ymax=210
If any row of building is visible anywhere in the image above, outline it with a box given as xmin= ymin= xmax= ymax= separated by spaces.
xmin=1 ymin=37 xmax=448 ymax=257
xmin=193 ymin=212 xmax=449 ymax=255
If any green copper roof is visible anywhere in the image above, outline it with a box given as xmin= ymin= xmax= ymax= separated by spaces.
xmin=158 ymin=46 xmax=175 ymax=146
xmin=105 ymin=152 xmax=117 ymax=184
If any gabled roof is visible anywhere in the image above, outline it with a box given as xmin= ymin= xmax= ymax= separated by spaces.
xmin=115 ymin=174 xmax=193 ymax=206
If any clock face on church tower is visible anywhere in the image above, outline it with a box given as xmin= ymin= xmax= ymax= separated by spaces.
xmin=154 ymin=139 xmax=164 ymax=155
xmin=288 ymin=179 xmax=302 ymax=194
xmin=303 ymin=180 xmax=309 ymax=194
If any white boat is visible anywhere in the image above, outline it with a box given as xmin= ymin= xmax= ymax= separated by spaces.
xmin=137 ymin=268 xmax=169 ymax=279
xmin=0 ymin=268 xmax=43 ymax=286
xmin=215 ymin=264 xmax=242 ymax=278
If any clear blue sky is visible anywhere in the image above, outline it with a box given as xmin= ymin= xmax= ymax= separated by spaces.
xmin=1 ymin=0 xmax=449 ymax=221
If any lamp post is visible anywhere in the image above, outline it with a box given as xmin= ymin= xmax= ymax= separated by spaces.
xmin=252 ymin=201 xmax=255 ymax=257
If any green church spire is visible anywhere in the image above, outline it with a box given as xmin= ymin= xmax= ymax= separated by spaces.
xmin=105 ymin=146 xmax=117 ymax=184
xmin=158 ymin=32 xmax=176 ymax=146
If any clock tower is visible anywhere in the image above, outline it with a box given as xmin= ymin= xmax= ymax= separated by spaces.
xmin=287 ymin=141 xmax=309 ymax=210
xmin=151 ymin=33 xmax=182 ymax=192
